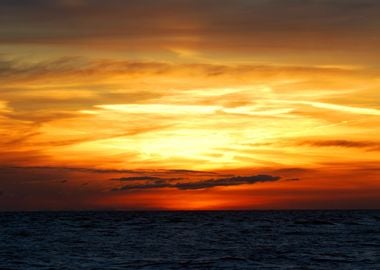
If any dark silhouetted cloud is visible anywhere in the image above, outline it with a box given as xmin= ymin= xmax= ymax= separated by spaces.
xmin=111 ymin=180 xmax=168 ymax=191
xmin=284 ymin=178 xmax=300 ymax=182
xmin=113 ymin=174 xmax=280 ymax=191
xmin=112 ymin=176 xmax=164 ymax=181
xmin=175 ymin=175 xmax=281 ymax=190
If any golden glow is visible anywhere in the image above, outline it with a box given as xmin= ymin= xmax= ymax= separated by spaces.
xmin=0 ymin=0 xmax=380 ymax=210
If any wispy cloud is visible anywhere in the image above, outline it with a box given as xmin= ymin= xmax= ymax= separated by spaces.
xmin=300 ymin=140 xmax=380 ymax=151
xmin=301 ymin=101 xmax=380 ymax=116
xmin=111 ymin=176 xmax=182 ymax=181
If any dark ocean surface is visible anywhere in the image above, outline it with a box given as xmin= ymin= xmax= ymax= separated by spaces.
xmin=0 ymin=211 xmax=379 ymax=269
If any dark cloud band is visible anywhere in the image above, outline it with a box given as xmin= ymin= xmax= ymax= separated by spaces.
xmin=0 ymin=0 xmax=379 ymax=52
xmin=112 ymin=174 xmax=281 ymax=191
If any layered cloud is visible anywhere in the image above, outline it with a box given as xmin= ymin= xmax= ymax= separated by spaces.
xmin=0 ymin=0 xmax=379 ymax=209
xmin=1 ymin=0 xmax=380 ymax=58
xmin=1 ymin=56 xmax=379 ymax=170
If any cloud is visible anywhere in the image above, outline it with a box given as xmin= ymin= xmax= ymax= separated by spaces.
xmin=0 ymin=166 xmax=70 ymax=183
xmin=1 ymin=0 xmax=380 ymax=54
xmin=1 ymin=57 xmax=357 ymax=84
xmin=1 ymin=163 xmax=379 ymax=210
xmin=0 ymin=166 xmax=225 ymax=194
xmin=0 ymin=56 xmax=377 ymax=172
xmin=300 ymin=140 xmax=380 ymax=150
xmin=168 ymin=169 xmax=218 ymax=175
xmin=272 ymin=168 xmax=313 ymax=174
xmin=112 ymin=176 xmax=170 ymax=181
xmin=175 ymin=175 xmax=281 ymax=190
xmin=0 ymin=166 xmax=142 ymax=175
xmin=284 ymin=178 xmax=300 ymax=182
xmin=113 ymin=174 xmax=281 ymax=191
xmin=2 ymin=56 xmax=363 ymax=122
xmin=112 ymin=180 xmax=169 ymax=191
xmin=300 ymin=101 xmax=380 ymax=116
xmin=0 ymin=165 xmax=203 ymax=183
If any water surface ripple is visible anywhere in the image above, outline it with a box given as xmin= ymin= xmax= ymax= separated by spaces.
xmin=1 ymin=211 xmax=379 ymax=269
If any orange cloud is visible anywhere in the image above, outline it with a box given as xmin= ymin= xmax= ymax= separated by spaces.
xmin=1 ymin=1 xmax=379 ymax=210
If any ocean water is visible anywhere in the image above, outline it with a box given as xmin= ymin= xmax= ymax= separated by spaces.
xmin=0 ymin=211 xmax=379 ymax=269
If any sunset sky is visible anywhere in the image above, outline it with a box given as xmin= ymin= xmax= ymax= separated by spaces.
xmin=1 ymin=0 xmax=379 ymax=210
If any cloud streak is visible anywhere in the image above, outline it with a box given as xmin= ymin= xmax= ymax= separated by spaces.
xmin=111 ymin=176 xmax=182 ymax=181
xmin=113 ymin=174 xmax=281 ymax=191
xmin=1 ymin=57 xmax=360 ymax=83
xmin=301 ymin=140 xmax=380 ymax=151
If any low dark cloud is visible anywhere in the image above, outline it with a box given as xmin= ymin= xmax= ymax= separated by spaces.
xmin=0 ymin=166 xmax=141 ymax=175
xmin=167 ymin=169 xmax=218 ymax=175
xmin=1 ymin=162 xmax=379 ymax=210
xmin=112 ymin=176 xmax=168 ymax=181
xmin=0 ymin=166 xmax=227 ymax=196
xmin=176 ymin=175 xmax=281 ymax=190
xmin=284 ymin=178 xmax=300 ymax=182
xmin=112 ymin=180 xmax=168 ymax=191
xmin=0 ymin=166 xmax=71 ymax=183
xmin=113 ymin=174 xmax=280 ymax=191
xmin=272 ymin=168 xmax=314 ymax=174
xmin=111 ymin=176 xmax=183 ymax=182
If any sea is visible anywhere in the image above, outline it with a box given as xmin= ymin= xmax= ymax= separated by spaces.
xmin=0 ymin=210 xmax=379 ymax=269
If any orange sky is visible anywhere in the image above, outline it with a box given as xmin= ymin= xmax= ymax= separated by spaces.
xmin=0 ymin=0 xmax=379 ymax=210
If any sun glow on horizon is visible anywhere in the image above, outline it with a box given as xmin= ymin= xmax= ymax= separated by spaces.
xmin=1 ymin=0 xmax=380 ymax=210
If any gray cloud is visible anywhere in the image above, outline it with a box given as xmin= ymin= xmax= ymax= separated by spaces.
xmin=0 ymin=0 xmax=379 ymax=53
xmin=113 ymin=174 xmax=281 ymax=191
